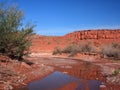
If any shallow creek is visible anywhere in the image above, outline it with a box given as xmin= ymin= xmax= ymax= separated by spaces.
xmin=14 ymin=62 xmax=106 ymax=90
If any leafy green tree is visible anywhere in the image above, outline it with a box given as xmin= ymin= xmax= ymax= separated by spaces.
xmin=0 ymin=3 xmax=35 ymax=60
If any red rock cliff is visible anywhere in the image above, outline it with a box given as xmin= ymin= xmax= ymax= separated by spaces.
xmin=31 ymin=29 xmax=120 ymax=52
xmin=65 ymin=29 xmax=120 ymax=41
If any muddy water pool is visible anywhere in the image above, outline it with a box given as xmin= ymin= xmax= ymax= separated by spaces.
xmin=15 ymin=62 xmax=106 ymax=90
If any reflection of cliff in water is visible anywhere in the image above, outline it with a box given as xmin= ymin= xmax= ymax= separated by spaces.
xmin=28 ymin=71 xmax=102 ymax=90
xmin=15 ymin=62 xmax=106 ymax=90
xmin=55 ymin=61 xmax=104 ymax=80
xmin=53 ymin=61 xmax=104 ymax=90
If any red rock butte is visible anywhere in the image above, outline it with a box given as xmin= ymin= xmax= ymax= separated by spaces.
xmin=30 ymin=29 xmax=120 ymax=52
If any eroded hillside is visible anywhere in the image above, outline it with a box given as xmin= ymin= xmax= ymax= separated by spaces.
xmin=31 ymin=29 xmax=120 ymax=52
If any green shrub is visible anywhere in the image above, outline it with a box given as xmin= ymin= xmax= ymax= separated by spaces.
xmin=0 ymin=3 xmax=34 ymax=61
xmin=113 ymin=69 xmax=119 ymax=76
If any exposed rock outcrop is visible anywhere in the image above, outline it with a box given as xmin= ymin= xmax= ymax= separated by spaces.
xmin=65 ymin=29 xmax=120 ymax=41
xmin=31 ymin=29 xmax=120 ymax=52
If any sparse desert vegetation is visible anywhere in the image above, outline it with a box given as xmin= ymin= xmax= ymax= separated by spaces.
xmin=101 ymin=43 xmax=120 ymax=60
xmin=53 ymin=47 xmax=62 ymax=55
xmin=53 ymin=41 xmax=97 ymax=56
xmin=0 ymin=1 xmax=120 ymax=90
xmin=53 ymin=41 xmax=120 ymax=60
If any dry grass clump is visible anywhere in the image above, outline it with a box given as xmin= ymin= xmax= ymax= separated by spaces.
xmin=101 ymin=43 xmax=120 ymax=60
xmin=78 ymin=42 xmax=97 ymax=53
xmin=53 ymin=41 xmax=97 ymax=56
xmin=52 ymin=47 xmax=62 ymax=55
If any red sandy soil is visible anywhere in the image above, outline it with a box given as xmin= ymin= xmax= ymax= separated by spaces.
xmin=1 ymin=53 xmax=120 ymax=89
xmin=0 ymin=29 xmax=120 ymax=90
xmin=25 ymin=53 xmax=120 ymax=90
xmin=0 ymin=56 xmax=54 ymax=90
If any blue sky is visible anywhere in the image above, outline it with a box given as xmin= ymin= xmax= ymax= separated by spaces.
xmin=2 ymin=0 xmax=120 ymax=35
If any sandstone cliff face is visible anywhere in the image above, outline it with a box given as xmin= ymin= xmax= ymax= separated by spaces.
xmin=65 ymin=30 xmax=120 ymax=41
xmin=31 ymin=29 xmax=120 ymax=52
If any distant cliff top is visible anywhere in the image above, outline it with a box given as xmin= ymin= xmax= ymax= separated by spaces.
xmin=65 ymin=29 xmax=120 ymax=40
xmin=31 ymin=29 xmax=120 ymax=52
